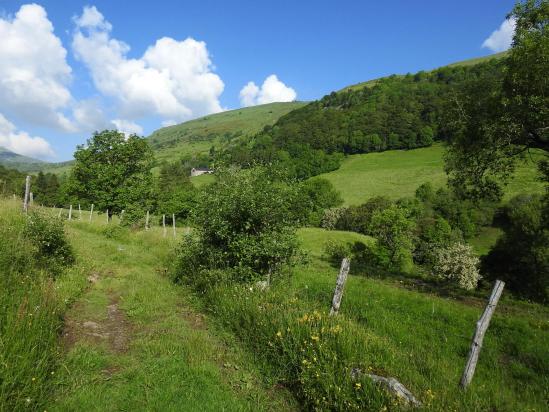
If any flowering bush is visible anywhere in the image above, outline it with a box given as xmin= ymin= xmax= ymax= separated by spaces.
xmin=321 ymin=207 xmax=346 ymax=230
xmin=432 ymin=242 xmax=481 ymax=290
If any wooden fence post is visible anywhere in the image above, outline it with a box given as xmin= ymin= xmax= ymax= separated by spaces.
xmin=106 ymin=209 xmax=109 ymax=224
xmin=163 ymin=214 xmax=167 ymax=238
xmin=145 ymin=210 xmax=150 ymax=231
xmin=29 ymin=192 xmax=33 ymax=205
xmin=89 ymin=204 xmax=94 ymax=222
xmin=68 ymin=204 xmax=73 ymax=220
xmin=172 ymin=213 xmax=176 ymax=238
xmin=460 ymin=280 xmax=505 ymax=389
xmin=330 ymin=258 xmax=351 ymax=316
xmin=120 ymin=209 xmax=125 ymax=223
xmin=58 ymin=208 xmax=62 ymax=218
xmin=23 ymin=175 xmax=31 ymax=213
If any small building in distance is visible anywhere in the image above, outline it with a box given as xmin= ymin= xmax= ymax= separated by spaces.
xmin=190 ymin=167 xmax=213 ymax=177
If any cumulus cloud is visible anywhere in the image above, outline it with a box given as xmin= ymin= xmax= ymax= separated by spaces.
xmin=0 ymin=114 xmax=55 ymax=159
xmin=0 ymin=4 xmax=74 ymax=131
xmin=112 ymin=119 xmax=144 ymax=136
xmin=482 ymin=18 xmax=516 ymax=53
xmin=72 ymin=6 xmax=225 ymax=124
xmin=239 ymin=75 xmax=296 ymax=107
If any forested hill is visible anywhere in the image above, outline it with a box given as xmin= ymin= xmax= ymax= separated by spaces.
xmin=219 ymin=57 xmax=505 ymax=179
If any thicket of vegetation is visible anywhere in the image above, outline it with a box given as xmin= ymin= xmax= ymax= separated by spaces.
xmin=0 ymin=201 xmax=78 ymax=411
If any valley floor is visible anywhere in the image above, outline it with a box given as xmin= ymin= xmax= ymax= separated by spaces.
xmin=50 ymin=221 xmax=296 ymax=411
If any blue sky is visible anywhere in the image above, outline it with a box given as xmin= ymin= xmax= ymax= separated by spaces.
xmin=0 ymin=0 xmax=517 ymax=161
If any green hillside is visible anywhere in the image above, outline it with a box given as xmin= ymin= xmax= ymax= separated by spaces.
xmin=0 ymin=146 xmax=46 ymax=172
xmin=318 ymin=143 xmax=544 ymax=206
xmin=149 ymin=102 xmax=307 ymax=163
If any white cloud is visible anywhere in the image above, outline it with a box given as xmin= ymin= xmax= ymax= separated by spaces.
xmin=239 ymin=75 xmax=296 ymax=107
xmin=482 ymin=18 xmax=516 ymax=53
xmin=0 ymin=113 xmax=55 ymax=159
xmin=112 ymin=119 xmax=143 ymax=136
xmin=72 ymin=6 xmax=225 ymax=124
xmin=0 ymin=4 xmax=74 ymax=131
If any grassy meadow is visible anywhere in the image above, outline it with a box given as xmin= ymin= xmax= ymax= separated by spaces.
xmin=180 ymin=226 xmax=549 ymax=411
xmin=318 ymin=143 xmax=544 ymax=206
xmin=1 ymin=198 xmax=547 ymax=411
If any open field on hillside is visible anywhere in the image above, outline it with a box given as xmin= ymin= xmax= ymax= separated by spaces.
xmin=319 ymin=143 xmax=545 ymax=206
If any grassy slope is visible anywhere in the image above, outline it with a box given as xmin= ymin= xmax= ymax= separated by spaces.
xmin=149 ymin=102 xmax=307 ymax=164
xmin=318 ymin=143 xmax=544 ymax=206
xmin=294 ymin=227 xmax=548 ymax=411
xmin=51 ymin=218 xmax=296 ymax=411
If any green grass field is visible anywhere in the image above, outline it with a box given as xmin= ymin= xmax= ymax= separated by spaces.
xmin=318 ymin=143 xmax=544 ymax=206
xmin=2 ymin=198 xmax=547 ymax=411
xmin=288 ymin=228 xmax=549 ymax=411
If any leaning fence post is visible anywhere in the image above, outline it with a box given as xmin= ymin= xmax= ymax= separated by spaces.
xmin=23 ymin=175 xmax=31 ymax=213
xmin=172 ymin=213 xmax=176 ymax=238
xmin=460 ymin=280 xmax=505 ymax=389
xmin=162 ymin=214 xmax=167 ymax=238
xmin=68 ymin=204 xmax=73 ymax=220
xmin=89 ymin=204 xmax=94 ymax=222
xmin=78 ymin=203 xmax=82 ymax=219
xmin=58 ymin=208 xmax=62 ymax=218
xmin=330 ymin=258 xmax=351 ymax=316
xmin=145 ymin=210 xmax=150 ymax=231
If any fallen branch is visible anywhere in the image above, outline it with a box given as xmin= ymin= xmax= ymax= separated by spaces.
xmin=351 ymin=368 xmax=421 ymax=407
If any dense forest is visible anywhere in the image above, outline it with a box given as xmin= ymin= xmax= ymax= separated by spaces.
xmin=218 ymin=60 xmax=505 ymax=179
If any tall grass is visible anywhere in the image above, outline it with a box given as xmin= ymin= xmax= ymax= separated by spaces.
xmin=171 ymin=226 xmax=549 ymax=411
xmin=0 ymin=199 xmax=84 ymax=411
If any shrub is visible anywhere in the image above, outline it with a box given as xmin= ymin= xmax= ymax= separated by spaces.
xmin=320 ymin=207 xmax=346 ymax=230
xmin=173 ymin=166 xmax=301 ymax=287
xmin=295 ymin=178 xmax=343 ymax=226
xmin=24 ymin=211 xmax=74 ymax=273
xmin=336 ymin=196 xmax=392 ymax=234
xmin=322 ymin=239 xmax=352 ymax=265
xmin=432 ymin=242 xmax=481 ymax=290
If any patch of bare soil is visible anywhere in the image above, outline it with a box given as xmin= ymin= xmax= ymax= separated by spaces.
xmin=62 ymin=292 xmax=133 ymax=354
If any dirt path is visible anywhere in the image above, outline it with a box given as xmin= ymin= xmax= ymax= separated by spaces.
xmin=50 ymin=223 xmax=296 ymax=411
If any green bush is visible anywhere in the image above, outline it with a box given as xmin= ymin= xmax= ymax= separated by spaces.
xmin=173 ymin=167 xmax=302 ymax=287
xmin=24 ymin=211 xmax=74 ymax=274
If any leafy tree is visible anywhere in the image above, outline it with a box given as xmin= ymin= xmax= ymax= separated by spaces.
xmin=482 ymin=194 xmax=548 ymax=302
xmin=445 ymin=0 xmax=548 ymax=200
xmin=34 ymin=171 xmax=60 ymax=206
xmin=156 ymin=161 xmax=197 ymax=222
xmin=369 ymin=204 xmax=416 ymax=271
xmin=66 ymin=130 xmax=154 ymax=221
